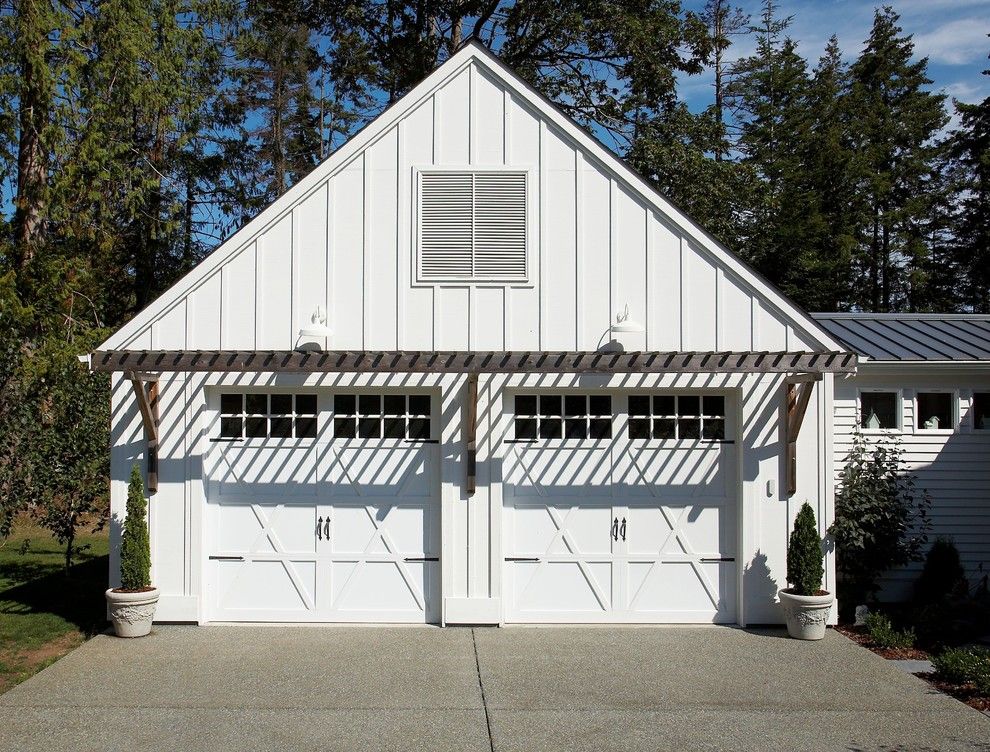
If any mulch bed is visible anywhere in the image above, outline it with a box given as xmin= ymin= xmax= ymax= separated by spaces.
xmin=834 ymin=624 xmax=931 ymax=660
xmin=836 ymin=625 xmax=990 ymax=713
xmin=916 ymin=673 xmax=990 ymax=713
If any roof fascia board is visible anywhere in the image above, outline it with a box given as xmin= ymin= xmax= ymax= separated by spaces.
xmin=99 ymin=45 xmax=481 ymax=350
xmin=858 ymin=360 xmax=990 ymax=373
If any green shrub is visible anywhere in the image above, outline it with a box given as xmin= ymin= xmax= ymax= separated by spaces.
xmin=932 ymin=647 xmax=990 ymax=686
xmin=786 ymin=503 xmax=824 ymax=596
xmin=830 ymin=433 xmax=931 ymax=609
xmin=119 ymin=464 xmax=152 ymax=590
xmin=864 ymin=612 xmax=916 ymax=649
xmin=914 ymin=537 xmax=968 ymax=605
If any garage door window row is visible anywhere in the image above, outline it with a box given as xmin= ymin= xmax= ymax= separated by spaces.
xmin=628 ymin=395 xmax=726 ymax=441
xmin=514 ymin=395 xmax=612 ymax=440
xmin=332 ymin=394 xmax=432 ymax=440
xmin=219 ymin=393 xmax=318 ymax=439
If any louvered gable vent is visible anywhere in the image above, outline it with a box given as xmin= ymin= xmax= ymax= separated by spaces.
xmin=419 ymin=170 xmax=528 ymax=281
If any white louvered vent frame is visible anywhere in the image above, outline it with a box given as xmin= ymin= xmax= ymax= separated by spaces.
xmin=417 ymin=169 xmax=529 ymax=283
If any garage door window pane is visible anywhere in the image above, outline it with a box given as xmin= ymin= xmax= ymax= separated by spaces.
xmin=359 ymin=417 xmax=381 ymax=438
xmin=589 ymin=418 xmax=611 ymax=439
xmin=703 ymin=418 xmax=725 ymax=440
xmin=703 ymin=396 xmax=725 ymax=417
xmin=295 ymin=416 xmax=318 ymax=438
xmin=565 ymin=395 xmax=586 ymax=416
xmin=270 ymin=417 xmax=293 ymax=438
xmin=565 ymin=418 xmax=587 ymax=439
xmin=629 ymin=418 xmax=651 ymax=439
xmin=679 ymin=395 xmax=700 ymax=417
xmin=221 ymin=394 xmax=242 ymax=414
xmin=653 ymin=395 xmax=676 ymax=415
xmin=860 ymin=392 xmax=898 ymax=430
xmin=270 ymin=394 xmax=292 ymax=414
xmin=295 ymin=394 xmax=317 ymax=414
xmin=589 ymin=395 xmax=611 ymax=416
xmin=514 ymin=417 xmax=538 ymax=440
xmin=540 ymin=418 xmax=562 ymax=439
xmin=409 ymin=395 xmax=431 ymax=415
xmin=334 ymin=417 xmax=356 ymax=438
xmin=384 ymin=395 xmax=406 ymax=415
xmin=359 ymin=395 xmax=380 ymax=415
xmin=917 ymin=393 xmax=953 ymax=430
xmin=246 ymin=417 xmax=267 ymax=438
xmin=384 ymin=417 xmax=406 ymax=438
xmin=220 ymin=417 xmax=242 ymax=438
xmin=975 ymin=393 xmax=990 ymax=430
xmin=246 ymin=394 xmax=267 ymax=414
xmin=335 ymin=394 xmax=356 ymax=415
xmin=515 ymin=395 xmax=537 ymax=415
xmin=540 ymin=395 xmax=562 ymax=416
xmin=629 ymin=395 xmax=651 ymax=416
xmin=652 ymin=418 xmax=676 ymax=440
xmin=408 ymin=418 xmax=431 ymax=440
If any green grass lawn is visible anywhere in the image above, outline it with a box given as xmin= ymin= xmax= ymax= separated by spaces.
xmin=0 ymin=520 xmax=109 ymax=692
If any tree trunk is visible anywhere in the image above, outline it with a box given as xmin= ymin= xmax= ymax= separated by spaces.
xmin=63 ymin=527 xmax=74 ymax=576
xmin=12 ymin=0 xmax=51 ymax=268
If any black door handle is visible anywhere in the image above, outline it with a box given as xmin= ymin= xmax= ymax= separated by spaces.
xmin=324 ymin=517 xmax=331 ymax=540
xmin=620 ymin=517 xmax=627 ymax=542
xmin=317 ymin=516 xmax=323 ymax=541
xmin=611 ymin=517 xmax=619 ymax=541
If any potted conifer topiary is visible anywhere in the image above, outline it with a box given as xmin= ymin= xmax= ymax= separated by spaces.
xmin=778 ymin=502 xmax=833 ymax=640
xmin=105 ymin=465 xmax=159 ymax=637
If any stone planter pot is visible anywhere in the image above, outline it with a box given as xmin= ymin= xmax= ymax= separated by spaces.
xmin=779 ymin=588 xmax=833 ymax=640
xmin=106 ymin=587 xmax=159 ymax=638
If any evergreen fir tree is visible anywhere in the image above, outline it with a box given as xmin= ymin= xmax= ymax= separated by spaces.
xmin=846 ymin=7 xmax=948 ymax=311
xmin=947 ymin=48 xmax=990 ymax=312
xmin=119 ymin=464 xmax=152 ymax=590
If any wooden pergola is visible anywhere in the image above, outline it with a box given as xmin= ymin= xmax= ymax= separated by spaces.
xmin=92 ymin=349 xmax=857 ymax=496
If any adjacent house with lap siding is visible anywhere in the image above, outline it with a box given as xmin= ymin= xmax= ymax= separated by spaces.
xmin=86 ymin=41 xmax=986 ymax=627
xmin=814 ymin=313 xmax=990 ymax=599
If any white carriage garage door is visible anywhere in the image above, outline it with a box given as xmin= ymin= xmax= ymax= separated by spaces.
xmin=204 ymin=391 xmax=440 ymax=623
xmin=503 ymin=392 xmax=738 ymax=623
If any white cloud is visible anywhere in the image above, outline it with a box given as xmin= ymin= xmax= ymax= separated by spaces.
xmin=913 ymin=19 xmax=989 ymax=65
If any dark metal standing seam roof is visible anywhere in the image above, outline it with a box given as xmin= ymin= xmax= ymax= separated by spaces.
xmin=811 ymin=313 xmax=990 ymax=361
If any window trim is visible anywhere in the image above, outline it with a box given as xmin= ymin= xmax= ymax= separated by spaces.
xmin=510 ymin=393 xmax=613 ymax=443
xmin=412 ymin=165 xmax=535 ymax=287
xmin=626 ymin=392 xmax=730 ymax=444
xmin=913 ymin=390 xmax=958 ymax=434
xmin=857 ymin=388 xmax=902 ymax=433
xmin=973 ymin=392 xmax=990 ymax=431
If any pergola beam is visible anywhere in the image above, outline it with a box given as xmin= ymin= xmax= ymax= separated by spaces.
xmin=93 ymin=350 xmax=857 ymax=374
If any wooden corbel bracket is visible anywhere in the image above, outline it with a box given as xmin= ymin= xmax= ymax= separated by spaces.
xmin=126 ymin=371 xmax=159 ymax=493
xmin=784 ymin=373 xmax=822 ymax=496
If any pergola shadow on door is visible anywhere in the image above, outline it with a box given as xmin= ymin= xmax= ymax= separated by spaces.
xmin=92 ymin=348 xmax=857 ymax=498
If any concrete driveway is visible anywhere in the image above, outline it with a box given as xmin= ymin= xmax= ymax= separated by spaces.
xmin=0 ymin=626 xmax=987 ymax=752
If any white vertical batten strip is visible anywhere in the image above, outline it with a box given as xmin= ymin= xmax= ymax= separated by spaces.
xmin=715 ymin=266 xmax=724 ymax=351
xmin=644 ymin=207 xmax=651 ymax=351
xmin=575 ymin=150 xmax=584 ymax=349
xmin=290 ymin=206 xmax=298 ymax=347
xmin=252 ymin=240 xmax=260 ymax=350
xmin=396 ymin=118 xmax=406 ymax=349
xmin=538 ymin=120 xmax=547 ymax=348
xmin=608 ymin=177 xmax=615 ymax=341
xmin=361 ymin=149 xmax=370 ymax=349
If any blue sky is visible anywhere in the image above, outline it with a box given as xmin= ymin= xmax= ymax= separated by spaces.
xmin=678 ymin=0 xmax=989 ymax=126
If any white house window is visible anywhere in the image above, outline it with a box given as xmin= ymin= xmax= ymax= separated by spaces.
xmin=859 ymin=391 xmax=898 ymax=430
xmin=418 ymin=170 xmax=527 ymax=282
xmin=973 ymin=393 xmax=990 ymax=430
xmin=916 ymin=392 xmax=954 ymax=431
xmin=219 ymin=393 xmax=317 ymax=439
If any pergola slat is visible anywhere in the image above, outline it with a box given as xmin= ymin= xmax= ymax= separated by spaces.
xmin=91 ymin=349 xmax=858 ymax=374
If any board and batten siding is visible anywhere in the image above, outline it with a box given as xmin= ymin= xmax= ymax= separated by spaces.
xmin=122 ymin=59 xmax=819 ymax=355
xmin=834 ymin=371 xmax=990 ymax=600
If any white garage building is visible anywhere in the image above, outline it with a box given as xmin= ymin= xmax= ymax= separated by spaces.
xmin=91 ymin=42 xmax=857 ymax=626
